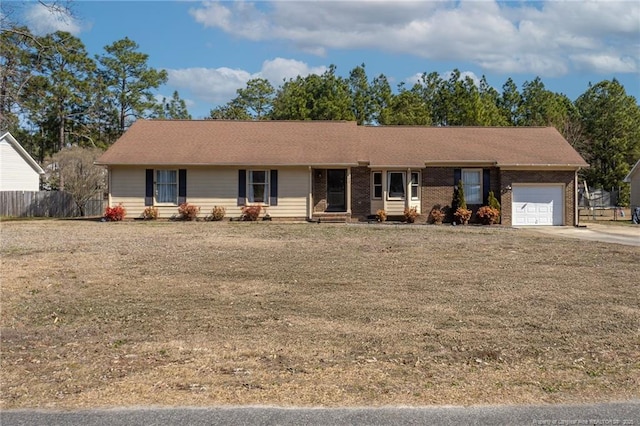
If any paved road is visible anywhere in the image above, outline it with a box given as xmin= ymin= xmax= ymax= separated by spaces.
xmin=522 ymin=223 xmax=640 ymax=247
xmin=2 ymin=402 xmax=639 ymax=426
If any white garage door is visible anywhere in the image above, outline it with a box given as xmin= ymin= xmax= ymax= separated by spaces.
xmin=512 ymin=185 xmax=564 ymax=226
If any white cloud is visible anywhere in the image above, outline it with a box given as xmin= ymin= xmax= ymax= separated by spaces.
xmin=166 ymin=58 xmax=327 ymax=108
xmin=25 ymin=3 xmax=81 ymax=35
xmin=189 ymin=0 xmax=639 ymax=76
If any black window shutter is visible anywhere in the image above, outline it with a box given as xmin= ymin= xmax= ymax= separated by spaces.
xmin=237 ymin=169 xmax=246 ymax=206
xmin=454 ymin=168 xmax=461 ymax=187
xmin=270 ymin=170 xmax=278 ymax=206
xmin=145 ymin=169 xmax=154 ymax=206
xmin=483 ymin=169 xmax=491 ymax=205
xmin=178 ymin=169 xmax=187 ymax=204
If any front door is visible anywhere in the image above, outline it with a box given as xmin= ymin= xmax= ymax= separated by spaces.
xmin=327 ymin=169 xmax=346 ymax=212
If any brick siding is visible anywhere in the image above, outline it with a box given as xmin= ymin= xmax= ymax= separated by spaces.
xmin=351 ymin=166 xmax=371 ymax=219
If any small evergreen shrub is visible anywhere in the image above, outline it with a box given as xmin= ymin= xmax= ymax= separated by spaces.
xmin=104 ymin=204 xmax=126 ymax=221
xmin=241 ymin=205 xmax=261 ymax=221
xmin=142 ymin=206 xmax=158 ymax=220
xmin=453 ymin=179 xmax=467 ymax=210
xmin=177 ymin=203 xmax=200 ymax=221
xmin=487 ymin=190 xmax=501 ymax=223
xmin=207 ymin=206 xmax=226 ymax=221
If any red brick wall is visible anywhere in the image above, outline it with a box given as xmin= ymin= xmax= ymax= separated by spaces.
xmin=422 ymin=167 xmax=501 ymax=223
xmin=351 ymin=166 xmax=371 ymax=219
xmin=313 ymin=169 xmax=327 ymax=212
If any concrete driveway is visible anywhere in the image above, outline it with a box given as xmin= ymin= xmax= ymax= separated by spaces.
xmin=520 ymin=223 xmax=640 ymax=247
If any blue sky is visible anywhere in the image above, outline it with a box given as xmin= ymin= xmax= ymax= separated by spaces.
xmin=14 ymin=0 xmax=640 ymax=119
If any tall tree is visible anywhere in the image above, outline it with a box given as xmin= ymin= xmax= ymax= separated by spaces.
xmin=23 ymin=31 xmax=96 ymax=154
xmin=369 ymin=74 xmax=393 ymax=125
xmin=386 ymin=83 xmax=431 ymax=125
xmin=272 ymin=66 xmax=354 ymax=121
xmin=97 ymin=37 xmax=167 ymax=133
xmin=348 ymin=64 xmax=372 ymax=125
xmin=499 ymin=78 xmax=521 ymax=125
xmin=155 ymin=90 xmax=191 ymax=119
xmin=575 ymin=79 xmax=640 ymax=202
xmin=234 ymin=78 xmax=274 ymax=120
xmin=0 ymin=26 xmax=36 ymax=132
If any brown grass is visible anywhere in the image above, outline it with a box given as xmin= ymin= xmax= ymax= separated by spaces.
xmin=1 ymin=221 xmax=638 ymax=409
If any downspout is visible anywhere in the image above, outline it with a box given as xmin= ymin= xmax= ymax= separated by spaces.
xmin=574 ymin=170 xmax=579 ymax=227
xmin=346 ymin=167 xmax=352 ymax=215
xmin=107 ymin=166 xmax=112 ymax=208
xmin=406 ymin=168 xmax=411 ymax=211
xmin=308 ymin=166 xmax=313 ymax=220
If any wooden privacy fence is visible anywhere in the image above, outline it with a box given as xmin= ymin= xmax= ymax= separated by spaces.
xmin=0 ymin=191 xmax=105 ymax=218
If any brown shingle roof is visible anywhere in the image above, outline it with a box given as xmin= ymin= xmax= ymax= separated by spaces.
xmin=96 ymin=120 xmax=588 ymax=169
xmin=360 ymin=126 xmax=588 ymax=168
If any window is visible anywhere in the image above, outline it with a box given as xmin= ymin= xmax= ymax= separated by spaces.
xmin=388 ymin=172 xmax=406 ymax=199
xmin=372 ymin=172 xmax=382 ymax=199
xmin=248 ymin=170 xmax=269 ymax=203
xmin=411 ymin=172 xmax=420 ymax=200
xmin=156 ymin=170 xmax=177 ymax=204
xmin=462 ymin=169 xmax=482 ymax=204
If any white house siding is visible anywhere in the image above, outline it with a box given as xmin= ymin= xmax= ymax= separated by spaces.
xmin=0 ymin=139 xmax=41 ymax=191
xmin=109 ymin=166 xmax=310 ymax=219
xmin=109 ymin=166 xmax=148 ymax=217
xmin=369 ymin=170 xmax=421 ymax=216
xmin=269 ymin=167 xmax=309 ymax=218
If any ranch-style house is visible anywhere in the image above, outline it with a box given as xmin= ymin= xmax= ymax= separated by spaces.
xmin=96 ymin=120 xmax=588 ymax=226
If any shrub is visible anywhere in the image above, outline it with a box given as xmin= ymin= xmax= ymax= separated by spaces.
xmin=206 ymin=205 xmax=226 ymax=221
xmin=487 ymin=190 xmax=501 ymax=223
xmin=376 ymin=209 xmax=387 ymax=222
xmin=429 ymin=207 xmax=445 ymax=224
xmin=454 ymin=207 xmax=472 ymax=224
xmin=477 ymin=206 xmax=500 ymax=225
xmin=403 ymin=206 xmax=419 ymax=223
xmin=453 ymin=179 xmax=467 ymax=211
xmin=142 ymin=206 xmax=158 ymax=220
xmin=241 ymin=205 xmax=261 ymax=221
xmin=177 ymin=203 xmax=200 ymax=221
xmin=104 ymin=204 xmax=126 ymax=221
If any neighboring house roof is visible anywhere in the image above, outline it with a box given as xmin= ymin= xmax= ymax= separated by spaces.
xmin=0 ymin=132 xmax=45 ymax=175
xmin=96 ymin=120 xmax=588 ymax=169
xmin=624 ymin=160 xmax=640 ymax=183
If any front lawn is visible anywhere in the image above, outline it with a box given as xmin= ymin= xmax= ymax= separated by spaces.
xmin=1 ymin=221 xmax=638 ymax=408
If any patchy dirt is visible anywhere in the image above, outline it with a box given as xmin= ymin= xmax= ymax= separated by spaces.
xmin=1 ymin=220 xmax=638 ymax=409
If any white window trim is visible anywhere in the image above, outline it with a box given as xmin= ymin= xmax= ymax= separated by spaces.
xmin=372 ymin=171 xmax=382 ymax=200
xmin=155 ymin=169 xmax=178 ymax=206
xmin=247 ymin=169 xmax=270 ymax=205
xmin=461 ymin=168 xmax=482 ymax=205
xmin=387 ymin=171 xmax=407 ymax=200
xmin=410 ymin=171 xmax=420 ymax=201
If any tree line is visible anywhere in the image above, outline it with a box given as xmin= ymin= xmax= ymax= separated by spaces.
xmin=1 ymin=27 xmax=639 ymax=203
xmin=1 ymin=28 xmax=190 ymax=163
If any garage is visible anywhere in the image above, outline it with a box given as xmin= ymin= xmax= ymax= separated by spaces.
xmin=512 ymin=185 xmax=564 ymax=226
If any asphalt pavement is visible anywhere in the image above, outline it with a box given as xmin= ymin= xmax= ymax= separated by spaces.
xmin=2 ymin=402 xmax=639 ymax=426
